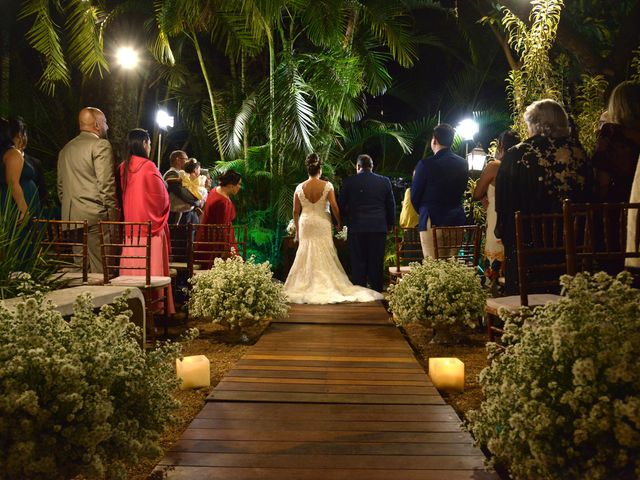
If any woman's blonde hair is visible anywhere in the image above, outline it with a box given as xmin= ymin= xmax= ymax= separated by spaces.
xmin=607 ymin=81 xmax=640 ymax=128
xmin=523 ymin=99 xmax=570 ymax=138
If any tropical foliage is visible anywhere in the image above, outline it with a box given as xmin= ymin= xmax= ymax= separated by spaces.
xmin=467 ymin=272 xmax=640 ymax=480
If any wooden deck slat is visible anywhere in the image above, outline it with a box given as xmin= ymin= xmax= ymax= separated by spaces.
xmin=180 ymin=428 xmax=472 ymax=443
xmin=152 ymin=466 xmax=498 ymax=480
xmin=158 ymin=452 xmax=488 ymax=469
xmin=168 ymin=439 xmax=482 ymax=455
xmin=154 ymin=302 xmax=498 ymax=479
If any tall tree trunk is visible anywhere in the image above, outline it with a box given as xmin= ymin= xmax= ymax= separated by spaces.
xmin=265 ymin=26 xmax=275 ymax=174
xmin=192 ymin=31 xmax=225 ymax=161
xmin=241 ymin=50 xmax=249 ymax=159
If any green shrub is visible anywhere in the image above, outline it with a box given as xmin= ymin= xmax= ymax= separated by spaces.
xmin=189 ymin=256 xmax=288 ymax=332
xmin=0 ymin=292 xmax=190 ymax=480
xmin=466 ymin=272 xmax=640 ymax=480
xmin=388 ymin=258 xmax=486 ymax=331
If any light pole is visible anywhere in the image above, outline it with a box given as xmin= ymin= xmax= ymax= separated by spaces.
xmin=155 ymin=110 xmax=174 ymax=169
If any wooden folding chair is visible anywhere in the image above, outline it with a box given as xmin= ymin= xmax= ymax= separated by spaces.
xmin=563 ymin=200 xmax=640 ymax=277
xmin=33 ymin=219 xmax=103 ymax=286
xmin=432 ymin=224 xmax=483 ymax=267
xmin=189 ymin=224 xmax=248 ymax=277
xmin=388 ymin=227 xmax=424 ymax=283
xmin=486 ymin=211 xmax=565 ymax=343
xmin=98 ymin=221 xmax=172 ymax=344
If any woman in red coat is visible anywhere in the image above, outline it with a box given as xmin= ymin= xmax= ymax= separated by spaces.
xmin=119 ymin=128 xmax=174 ymax=314
xmin=198 ymin=169 xmax=242 ymax=262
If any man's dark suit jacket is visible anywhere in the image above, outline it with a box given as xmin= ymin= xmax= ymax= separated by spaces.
xmin=410 ymin=148 xmax=468 ymax=230
xmin=338 ymin=170 xmax=395 ymax=232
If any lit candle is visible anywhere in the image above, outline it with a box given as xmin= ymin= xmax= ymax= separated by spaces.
xmin=428 ymin=357 xmax=464 ymax=392
xmin=176 ymin=355 xmax=211 ymax=390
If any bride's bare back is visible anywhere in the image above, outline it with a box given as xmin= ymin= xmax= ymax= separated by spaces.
xmin=301 ymin=178 xmax=328 ymax=203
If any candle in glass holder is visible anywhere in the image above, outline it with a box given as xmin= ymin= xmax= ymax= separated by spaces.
xmin=428 ymin=357 xmax=464 ymax=392
xmin=176 ymin=355 xmax=210 ymax=390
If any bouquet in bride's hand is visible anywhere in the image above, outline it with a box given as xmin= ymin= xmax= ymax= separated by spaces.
xmin=334 ymin=225 xmax=347 ymax=241
xmin=286 ymin=219 xmax=296 ymax=236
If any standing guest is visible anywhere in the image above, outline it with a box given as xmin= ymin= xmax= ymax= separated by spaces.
xmin=163 ymin=150 xmax=200 ymax=224
xmin=411 ymin=123 xmax=468 ymax=258
xmin=119 ymin=128 xmax=174 ymax=315
xmin=593 ymin=81 xmax=640 ymax=202
xmin=198 ymin=169 xmax=242 ymax=260
xmin=495 ymin=99 xmax=591 ymax=294
xmin=0 ymin=117 xmax=40 ymax=221
xmin=473 ymin=130 xmax=520 ymax=290
xmin=338 ymin=154 xmax=396 ymax=292
xmin=57 ymin=107 xmax=118 ymax=273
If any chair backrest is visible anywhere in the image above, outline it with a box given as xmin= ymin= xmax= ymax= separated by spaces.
xmin=168 ymin=223 xmax=191 ymax=264
xmin=33 ymin=219 xmax=89 ymax=283
xmin=393 ymin=227 xmax=424 ymax=271
xmin=190 ymin=224 xmax=248 ymax=275
xmin=514 ymin=211 xmax=566 ymax=306
xmin=432 ymin=224 xmax=482 ymax=267
xmin=563 ymin=200 xmax=640 ymax=276
xmin=98 ymin=221 xmax=152 ymax=285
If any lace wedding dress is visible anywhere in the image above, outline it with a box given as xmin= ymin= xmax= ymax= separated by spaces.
xmin=283 ymin=181 xmax=384 ymax=304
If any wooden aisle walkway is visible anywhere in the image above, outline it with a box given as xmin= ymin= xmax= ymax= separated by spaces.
xmin=153 ymin=301 xmax=498 ymax=480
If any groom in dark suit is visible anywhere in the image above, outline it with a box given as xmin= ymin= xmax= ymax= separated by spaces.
xmin=339 ymin=154 xmax=396 ymax=292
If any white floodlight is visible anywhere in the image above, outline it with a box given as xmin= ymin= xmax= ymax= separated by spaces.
xmin=116 ymin=47 xmax=139 ymax=70
xmin=457 ymin=119 xmax=479 ymax=141
xmin=155 ymin=110 xmax=174 ymax=130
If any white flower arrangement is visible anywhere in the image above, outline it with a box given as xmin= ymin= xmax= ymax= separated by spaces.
xmin=0 ymin=291 xmax=193 ymax=479
xmin=388 ymin=257 xmax=485 ymax=331
xmin=334 ymin=225 xmax=348 ymax=241
xmin=286 ymin=219 xmax=296 ymax=236
xmin=466 ymin=272 xmax=640 ymax=480
xmin=189 ymin=256 xmax=288 ymax=333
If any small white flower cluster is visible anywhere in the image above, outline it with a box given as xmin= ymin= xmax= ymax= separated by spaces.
xmin=0 ymin=291 xmax=194 ymax=479
xmin=189 ymin=256 xmax=288 ymax=333
xmin=334 ymin=225 xmax=348 ymax=241
xmin=388 ymin=257 xmax=486 ymax=330
xmin=466 ymin=272 xmax=640 ymax=480
xmin=286 ymin=219 xmax=296 ymax=236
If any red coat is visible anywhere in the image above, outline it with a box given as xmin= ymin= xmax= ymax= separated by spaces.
xmin=119 ymin=155 xmax=170 ymax=236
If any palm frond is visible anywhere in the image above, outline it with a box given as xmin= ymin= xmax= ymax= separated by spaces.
xmin=19 ymin=0 xmax=69 ymax=95
xmin=64 ymin=1 xmax=109 ymax=79
xmin=228 ymin=92 xmax=257 ymax=156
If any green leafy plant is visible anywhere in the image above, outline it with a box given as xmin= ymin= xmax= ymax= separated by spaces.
xmin=574 ymin=74 xmax=608 ymax=156
xmin=0 ymin=191 xmax=58 ymax=299
xmin=0 ymin=291 xmax=192 ymax=480
xmin=189 ymin=256 xmax=288 ymax=334
xmin=388 ymin=258 xmax=486 ymax=336
xmin=467 ymin=272 xmax=640 ymax=480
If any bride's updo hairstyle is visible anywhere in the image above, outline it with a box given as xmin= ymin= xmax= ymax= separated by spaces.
xmin=305 ymin=153 xmax=322 ymax=176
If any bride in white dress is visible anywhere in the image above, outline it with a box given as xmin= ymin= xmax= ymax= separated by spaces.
xmin=284 ymin=153 xmax=384 ymax=304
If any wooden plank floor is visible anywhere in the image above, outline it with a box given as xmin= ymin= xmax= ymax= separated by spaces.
xmin=154 ymin=302 xmax=498 ymax=480
xmin=281 ymin=301 xmax=391 ymax=324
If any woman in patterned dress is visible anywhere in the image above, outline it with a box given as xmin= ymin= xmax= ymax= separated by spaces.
xmin=495 ymin=99 xmax=592 ymax=294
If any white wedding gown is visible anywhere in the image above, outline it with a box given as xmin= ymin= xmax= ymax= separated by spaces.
xmin=283 ymin=181 xmax=384 ymax=304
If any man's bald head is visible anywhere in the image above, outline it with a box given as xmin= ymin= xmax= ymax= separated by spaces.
xmin=79 ymin=107 xmax=108 ymax=139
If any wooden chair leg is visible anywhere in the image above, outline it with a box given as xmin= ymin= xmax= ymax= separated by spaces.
xmin=144 ymin=290 xmax=156 ymax=345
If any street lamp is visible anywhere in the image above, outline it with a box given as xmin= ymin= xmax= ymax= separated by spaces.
xmin=155 ymin=109 xmax=174 ymax=169
xmin=466 ymin=146 xmax=487 ymax=172
xmin=116 ymin=47 xmax=139 ymax=70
